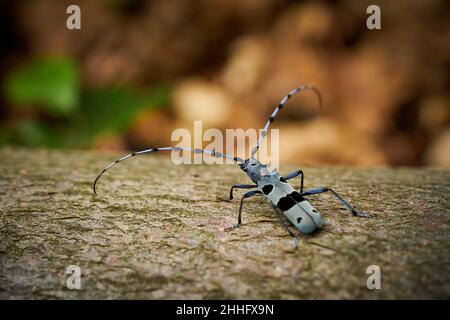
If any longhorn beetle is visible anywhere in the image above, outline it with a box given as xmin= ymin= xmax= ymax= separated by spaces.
xmin=93 ymin=85 xmax=371 ymax=239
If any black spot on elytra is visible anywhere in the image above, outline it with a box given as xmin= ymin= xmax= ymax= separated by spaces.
xmin=297 ymin=217 xmax=302 ymax=224
xmin=262 ymin=184 xmax=274 ymax=195
xmin=277 ymin=191 xmax=305 ymax=211
xmin=277 ymin=196 xmax=296 ymax=211
xmin=290 ymin=191 xmax=305 ymax=202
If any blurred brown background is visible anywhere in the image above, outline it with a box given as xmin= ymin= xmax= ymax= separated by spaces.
xmin=1 ymin=0 xmax=449 ymax=167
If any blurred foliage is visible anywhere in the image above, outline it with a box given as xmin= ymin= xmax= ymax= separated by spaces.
xmin=80 ymin=85 xmax=170 ymax=135
xmin=0 ymin=0 xmax=448 ymax=166
xmin=1 ymin=56 xmax=170 ymax=148
xmin=4 ymin=57 xmax=79 ymax=115
xmin=9 ymin=120 xmax=52 ymax=147
xmin=71 ymin=85 xmax=170 ymax=147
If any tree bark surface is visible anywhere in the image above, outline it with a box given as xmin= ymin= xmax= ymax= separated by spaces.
xmin=1 ymin=148 xmax=449 ymax=299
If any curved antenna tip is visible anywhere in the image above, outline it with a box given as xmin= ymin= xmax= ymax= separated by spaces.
xmin=310 ymin=86 xmax=323 ymax=110
xmin=93 ymin=174 xmax=102 ymax=195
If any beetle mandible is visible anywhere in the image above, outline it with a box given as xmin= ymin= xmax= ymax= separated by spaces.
xmin=93 ymin=85 xmax=371 ymax=239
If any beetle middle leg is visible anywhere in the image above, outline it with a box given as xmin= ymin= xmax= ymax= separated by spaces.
xmin=282 ymin=169 xmax=304 ymax=192
xmin=225 ymin=190 xmax=262 ymax=231
xmin=300 ymin=187 xmax=372 ymax=217
xmin=229 ymin=183 xmax=257 ymax=200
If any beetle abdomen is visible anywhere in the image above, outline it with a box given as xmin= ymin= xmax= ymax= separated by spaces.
xmin=258 ymin=173 xmax=324 ymax=234
xmin=283 ymin=199 xmax=323 ymax=234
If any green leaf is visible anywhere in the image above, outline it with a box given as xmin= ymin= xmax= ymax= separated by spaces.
xmin=79 ymin=84 xmax=171 ymax=136
xmin=3 ymin=57 xmax=79 ymax=115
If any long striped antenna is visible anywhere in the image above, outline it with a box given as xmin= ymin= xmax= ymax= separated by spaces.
xmin=250 ymin=85 xmax=322 ymax=158
xmin=93 ymin=147 xmax=244 ymax=194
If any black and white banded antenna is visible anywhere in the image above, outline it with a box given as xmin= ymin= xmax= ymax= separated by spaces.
xmin=250 ymin=85 xmax=323 ymax=159
xmin=93 ymin=147 xmax=244 ymax=195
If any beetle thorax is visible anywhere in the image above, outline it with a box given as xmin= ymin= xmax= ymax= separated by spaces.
xmin=240 ymin=158 xmax=269 ymax=183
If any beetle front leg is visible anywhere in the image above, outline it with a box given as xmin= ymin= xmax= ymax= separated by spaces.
xmin=225 ymin=190 xmax=262 ymax=231
xmin=282 ymin=169 xmax=304 ymax=192
xmin=300 ymin=187 xmax=372 ymax=217
xmin=229 ymin=183 xmax=257 ymax=200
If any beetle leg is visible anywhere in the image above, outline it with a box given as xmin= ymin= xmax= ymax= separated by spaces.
xmin=229 ymin=183 xmax=257 ymax=200
xmin=300 ymin=187 xmax=373 ymax=217
xmin=275 ymin=211 xmax=299 ymax=248
xmin=225 ymin=190 xmax=262 ymax=231
xmin=282 ymin=169 xmax=304 ymax=192
xmin=275 ymin=211 xmax=295 ymax=236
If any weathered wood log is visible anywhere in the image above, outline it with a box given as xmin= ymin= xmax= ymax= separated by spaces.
xmin=0 ymin=147 xmax=449 ymax=299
